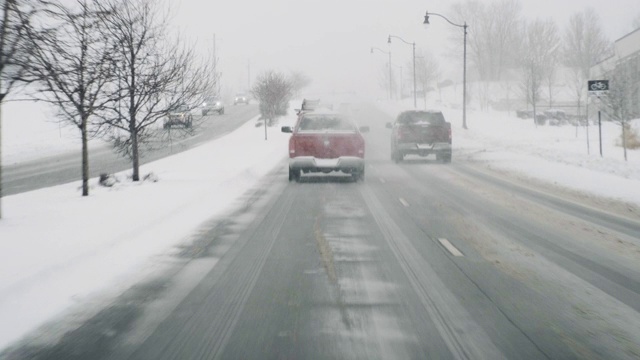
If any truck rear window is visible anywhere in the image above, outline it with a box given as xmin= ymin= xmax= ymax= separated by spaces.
xmin=397 ymin=111 xmax=445 ymax=125
xmin=298 ymin=114 xmax=356 ymax=132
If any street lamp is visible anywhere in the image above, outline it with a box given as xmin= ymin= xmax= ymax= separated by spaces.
xmin=424 ymin=10 xmax=468 ymax=129
xmin=388 ymin=35 xmax=417 ymax=108
xmin=371 ymin=47 xmax=393 ymax=100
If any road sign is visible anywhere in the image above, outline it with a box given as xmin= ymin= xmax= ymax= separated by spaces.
xmin=588 ymin=80 xmax=609 ymax=96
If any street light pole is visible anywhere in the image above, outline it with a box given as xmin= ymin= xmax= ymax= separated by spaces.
xmin=388 ymin=35 xmax=417 ymax=108
xmin=371 ymin=47 xmax=393 ymax=100
xmin=424 ymin=11 xmax=468 ymax=129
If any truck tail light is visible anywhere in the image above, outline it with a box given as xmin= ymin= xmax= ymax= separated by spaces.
xmin=397 ymin=128 xmax=410 ymax=141
xmin=289 ymin=138 xmax=296 ymax=156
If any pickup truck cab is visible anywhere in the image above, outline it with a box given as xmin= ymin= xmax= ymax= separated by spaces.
xmin=281 ymin=110 xmax=369 ymax=182
xmin=387 ymin=110 xmax=452 ymax=163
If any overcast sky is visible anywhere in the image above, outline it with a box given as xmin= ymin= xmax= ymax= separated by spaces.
xmin=171 ymin=0 xmax=639 ymax=99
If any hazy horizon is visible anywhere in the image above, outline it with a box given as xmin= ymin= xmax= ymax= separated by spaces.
xmin=172 ymin=0 xmax=638 ymax=100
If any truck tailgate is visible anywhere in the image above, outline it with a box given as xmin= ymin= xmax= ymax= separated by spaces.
xmin=291 ymin=132 xmax=364 ymax=159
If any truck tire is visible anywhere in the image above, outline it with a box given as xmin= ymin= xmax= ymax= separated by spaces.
xmin=352 ymin=169 xmax=365 ymax=182
xmin=439 ymin=151 xmax=452 ymax=163
xmin=392 ymin=151 xmax=403 ymax=163
xmin=288 ymin=168 xmax=300 ymax=182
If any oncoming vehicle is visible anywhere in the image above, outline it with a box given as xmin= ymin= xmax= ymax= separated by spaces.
xmin=281 ymin=111 xmax=369 ymax=182
xmin=164 ymin=104 xmax=193 ymax=129
xmin=234 ymin=93 xmax=249 ymax=105
xmin=201 ymin=98 xmax=224 ymax=116
xmin=387 ymin=110 xmax=452 ymax=163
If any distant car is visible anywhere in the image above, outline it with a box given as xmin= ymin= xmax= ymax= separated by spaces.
xmin=281 ymin=109 xmax=369 ymax=182
xmin=164 ymin=104 xmax=193 ymax=129
xmin=234 ymin=94 xmax=249 ymax=105
xmin=201 ymin=98 xmax=224 ymax=116
xmin=387 ymin=110 xmax=452 ymax=163
xmin=516 ymin=110 xmax=534 ymax=119
xmin=544 ymin=109 xmax=568 ymax=126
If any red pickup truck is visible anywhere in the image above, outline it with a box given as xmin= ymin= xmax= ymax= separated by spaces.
xmin=281 ymin=109 xmax=369 ymax=182
xmin=387 ymin=110 xmax=452 ymax=163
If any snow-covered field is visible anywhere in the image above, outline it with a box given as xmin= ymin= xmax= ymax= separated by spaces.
xmin=0 ymin=96 xmax=639 ymax=350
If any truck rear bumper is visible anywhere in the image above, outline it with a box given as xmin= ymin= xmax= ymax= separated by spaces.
xmin=397 ymin=142 xmax=451 ymax=155
xmin=289 ymin=156 xmax=365 ymax=174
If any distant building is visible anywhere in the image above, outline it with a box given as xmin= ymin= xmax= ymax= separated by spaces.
xmin=592 ymin=28 xmax=640 ymax=119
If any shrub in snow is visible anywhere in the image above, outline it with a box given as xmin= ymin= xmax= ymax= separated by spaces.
xmin=143 ymin=172 xmax=159 ymax=182
xmin=98 ymin=173 xmax=118 ymax=187
xmin=618 ymin=123 xmax=640 ymax=150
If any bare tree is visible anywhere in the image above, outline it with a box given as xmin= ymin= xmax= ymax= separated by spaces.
xmin=519 ymin=18 xmax=560 ymax=125
xmin=450 ymin=0 xmax=523 ymax=82
xmin=22 ymin=0 xmax=116 ymax=196
xmin=411 ymin=52 xmax=440 ymax=109
xmin=98 ymin=0 xmax=213 ymax=181
xmin=251 ymin=70 xmax=292 ymax=140
xmin=543 ymin=45 xmax=561 ymax=107
xmin=377 ymin=63 xmax=396 ymax=100
xmin=0 ymin=0 xmax=41 ymax=217
xmin=1 ymin=0 xmax=35 ymax=101
xmin=289 ymin=71 xmax=311 ymax=99
xmin=563 ymin=8 xmax=612 ymax=122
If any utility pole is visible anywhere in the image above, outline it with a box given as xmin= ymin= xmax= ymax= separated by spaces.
xmin=388 ymin=44 xmax=393 ymax=100
xmin=424 ymin=11 xmax=468 ymax=128
xmin=388 ymin=35 xmax=417 ymax=107
xmin=412 ymin=42 xmax=416 ymax=108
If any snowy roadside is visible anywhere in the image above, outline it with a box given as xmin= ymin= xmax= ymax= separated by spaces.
xmin=376 ymin=100 xmax=640 ymax=209
xmin=0 ymin=109 xmax=296 ymax=350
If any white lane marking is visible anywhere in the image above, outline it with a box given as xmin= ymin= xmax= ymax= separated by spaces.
xmin=361 ymin=186 xmax=505 ymax=359
xmin=379 ymin=178 xmax=386 ymax=184
xmin=438 ymin=238 xmax=464 ymax=257
xmin=399 ymin=198 xmax=410 ymax=207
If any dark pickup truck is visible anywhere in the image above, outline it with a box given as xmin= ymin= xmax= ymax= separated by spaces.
xmin=387 ymin=110 xmax=452 ymax=163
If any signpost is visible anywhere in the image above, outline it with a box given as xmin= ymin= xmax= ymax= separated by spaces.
xmin=588 ymin=80 xmax=609 ymax=157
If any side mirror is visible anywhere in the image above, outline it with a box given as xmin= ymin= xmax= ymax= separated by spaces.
xmin=281 ymin=126 xmax=293 ymax=133
xmin=359 ymin=126 xmax=370 ymax=133
xmin=385 ymin=122 xmax=393 ymax=129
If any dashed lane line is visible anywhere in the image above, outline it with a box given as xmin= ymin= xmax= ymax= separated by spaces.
xmin=438 ymin=238 xmax=464 ymax=257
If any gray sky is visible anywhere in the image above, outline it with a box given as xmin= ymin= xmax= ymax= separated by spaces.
xmin=172 ymin=0 xmax=639 ymax=99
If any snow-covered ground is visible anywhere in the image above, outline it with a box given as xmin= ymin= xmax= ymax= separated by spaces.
xmin=0 ymin=100 xmax=297 ymax=349
xmin=379 ymin=99 xmax=640 ymax=207
xmin=0 ymin=97 xmax=639 ymax=350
